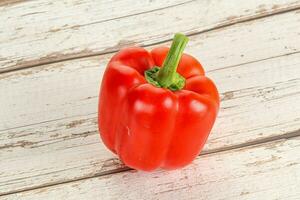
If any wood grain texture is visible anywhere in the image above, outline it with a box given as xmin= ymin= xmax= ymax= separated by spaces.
xmin=0 ymin=0 xmax=187 ymax=72
xmin=1 ymin=0 xmax=300 ymax=72
xmin=2 ymin=137 xmax=299 ymax=200
xmin=1 ymin=10 xmax=300 ymax=195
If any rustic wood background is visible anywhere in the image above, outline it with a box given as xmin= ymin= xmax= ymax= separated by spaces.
xmin=0 ymin=0 xmax=300 ymax=199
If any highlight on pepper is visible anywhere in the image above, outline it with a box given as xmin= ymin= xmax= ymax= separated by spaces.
xmin=98 ymin=33 xmax=220 ymax=171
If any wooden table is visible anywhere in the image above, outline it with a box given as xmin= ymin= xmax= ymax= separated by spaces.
xmin=1 ymin=0 xmax=300 ymax=199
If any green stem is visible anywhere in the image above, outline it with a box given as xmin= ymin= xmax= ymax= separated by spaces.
xmin=157 ymin=33 xmax=189 ymax=88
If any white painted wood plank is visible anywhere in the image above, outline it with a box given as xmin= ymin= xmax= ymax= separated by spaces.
xmin=1 ymin=36 xmax=300 ymax=195
xmin=0 ymin=0 xmax=186 ymax=72
xmin=2 ymin=137 xmax=299 ymax=200
xmin=1 ymin=0 xmax=300 ymax=72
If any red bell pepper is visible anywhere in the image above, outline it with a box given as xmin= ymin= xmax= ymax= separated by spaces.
xmin=98 ymin=33 xmax=219 ymax=171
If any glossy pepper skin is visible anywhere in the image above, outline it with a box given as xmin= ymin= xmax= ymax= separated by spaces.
xmin=98 ymin=34 xmax=219 ymax=171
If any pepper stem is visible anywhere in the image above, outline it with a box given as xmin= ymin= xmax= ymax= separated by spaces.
xmin=157 ymin=33 xmax=189 ymax=88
